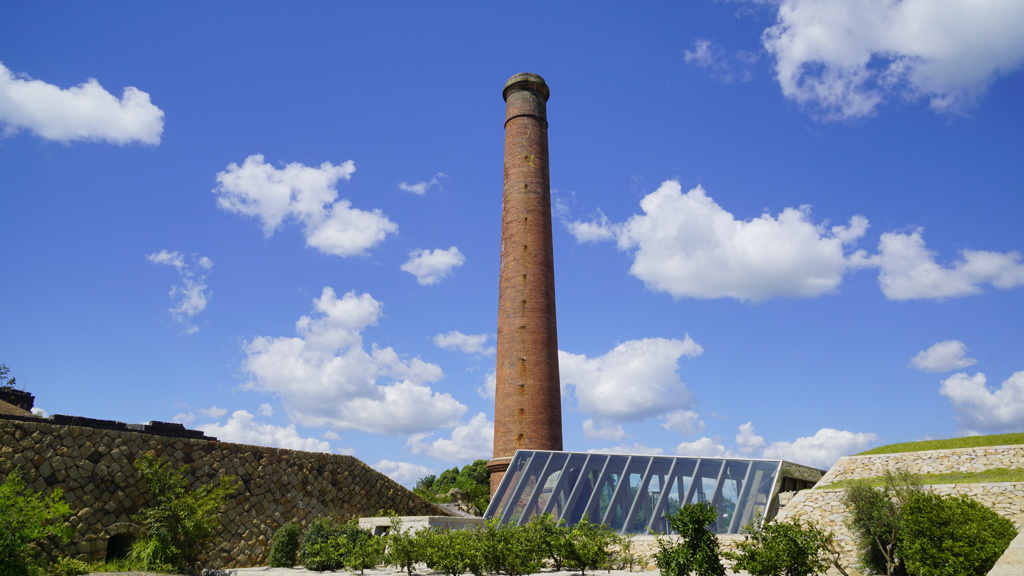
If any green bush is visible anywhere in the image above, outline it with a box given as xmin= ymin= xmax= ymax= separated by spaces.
xmin=558 ymin=517 xmax=618 ymax=576
xmin=130 ymin=452 xmax=240 ymax=574
xmin=0 ymin=469 xmax=73 ymax=576
xmin=340 ymin=520 xmax=384 ymax=574
xmin=267 ymin=522 xmax=301 ymax=568
xmin=299 ymin=517 xmax=346 ymax=571
xmin=479 ymin=518 xmax=544 ymax=576
xmin=384 ymin=517 xmax=423 ymax=576
xmin=45 ymin=557 xmax=92 ymax=576
xmin=900 ymin=492 xmax=1016 ymax=576
xmin=842 ymin=470 xmax=921 ymax=576
xmin=654 ymin=502 xmax=726 ymax=576
xmin=726 ymin=517 xmax=836 ymax=576
xmin=414 ymin=460 xmax=491 ymax=513
xmin=524 ymin=513 xmax=569 ymax=571
xmin=419 ymin=527 xmax=482 ymax=576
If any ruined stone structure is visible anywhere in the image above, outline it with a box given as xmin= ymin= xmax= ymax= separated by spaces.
xmin=489 ymin=73 xmax=563 ymax=493
xmin=0 ymin=413 xmax=446 ymax=568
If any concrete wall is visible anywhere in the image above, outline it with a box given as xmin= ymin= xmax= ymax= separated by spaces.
xmin=0 ymin=416 xmax=446 ymax=568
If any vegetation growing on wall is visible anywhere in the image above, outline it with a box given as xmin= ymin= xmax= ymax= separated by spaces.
xmin=856 ymin=433 xmax=1024 ymax=456
xmin=0 ymin=469 xmax=73 ymax=576
xmin=414 ymin=460 xmax=490 ymax=513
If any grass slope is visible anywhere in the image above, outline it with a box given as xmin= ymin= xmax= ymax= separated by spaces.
xmin=856 ymin=433 xmax=1024 ymax=456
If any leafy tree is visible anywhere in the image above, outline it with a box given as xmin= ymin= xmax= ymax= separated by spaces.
xmin=0 ymin=469 xmax=73 ymax=576
xmin=559 ymin=517 xmax=618 ymax=576
xmin=525 ymin=513 xmax=569 ymax=570
xmin=0 ymin=364 xmax=16 ymax=390
xmin=654 ymin=502 xmax=726 ymax=576
xmin=384 ymin=516 xmax=423 ymax=576
xmin=479 ymin=518 xmax=544 ymax=576
xmin=900 ymin=491 xmax=1016 ymax=576
xmin=726 ymin=516 xmax=838 ymax=576
xmin=842 ymin=470 xmax=921 ymax=576
xmin=339 ymin=519 xmax=384 ymax=574
xmin=419 ymin=527 xmax=483 ymax=576
xmin=130 ymin=452 xmax=240 ymax=573
xmin=267 ymin=522 xmax=301 ymax=568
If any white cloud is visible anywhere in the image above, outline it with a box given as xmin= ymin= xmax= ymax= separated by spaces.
xmin=397 ymin=173 xmax=446 ymax=196
xmin=762 ymin=0 xmax=1024 ymax=120
xmin=173 ymin=412 xmax=196 ymax=425
xmin=675 ymin=437 xmax=729 ymax=458
xmin=214 ymin=154 xmax=397 ymax=257
xmin=239 ymin=287 xmax=466 ymax=434
xmin=588 ymin=443 xmax=665 ymax=456
xmin=0 ymin=62 xmax=164 ymax=144
xmin=559 ymin=336 xmax=703 ymax=422
xmin=407 ymin=413 xmax=493 ymax=462
xmin=374 ymin=460 xmax=435 ymax=488
xmin=147 ymin=250 xmax=214 ymax=334
xmin=762 ymin=427 xmax=877 ymax=470
xmin=736 ymin=421 xmax=766 ymax=455
xmin=478 ymin=371 xmax=496 ymax=399
xmin=911 ymin=340 xmax=977 ymax=373
xmin=199 ymin=406 xmax=228 ymax=418
xmin=659 ymin=410 xmax=706 ymax=436
xmin=870 ymin=230 xmax=1024 ymax=300
xmin=567 ymin=212 xmax=616 ymax=243
xmin=582 ymin=419 xmax=629 ymax=442
xmin=608 ymin=182 xmax=867 ymax=301
xmin=197 ymin=409 xmax=332 ymax=453
xmin=940 ymin=371 xmax=1024 ymax=434
xmin=258 ymin=403 xmax=274 ymax=417
xmin=433 ymin=331 xmax=495 ymax=356
xmin=401 ymin=247 xmax=465 ymax=285
xmin=684 ymin=38 xmax=758 ymax=82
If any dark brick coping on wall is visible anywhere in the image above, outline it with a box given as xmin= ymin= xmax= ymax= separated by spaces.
xmin=0 ymin=412 xmax=215 ymax=440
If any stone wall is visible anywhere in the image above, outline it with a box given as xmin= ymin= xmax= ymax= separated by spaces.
xmin=774 ymin=445 xmax=1024 ymax=575
xmin=0 ymin=416 xmax=446 ymax=568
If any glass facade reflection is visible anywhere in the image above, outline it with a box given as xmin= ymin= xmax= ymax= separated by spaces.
xmin=485 ymin=450 xmax=811 ymax=535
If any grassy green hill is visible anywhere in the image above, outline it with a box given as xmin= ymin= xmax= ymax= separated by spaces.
xmin=856 ymin=432 xmax=1024 ymax=456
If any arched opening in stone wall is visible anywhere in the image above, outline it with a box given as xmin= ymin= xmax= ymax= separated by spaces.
xmin=105 ymin=533 xmax=134 ymax=561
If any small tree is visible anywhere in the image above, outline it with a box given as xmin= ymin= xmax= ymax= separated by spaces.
xmin=267 ymin=522 xmax=302 ymax=568
xmin=726 ymin=516 xmax=838 ymax=576
xmin=900 ymin=491 xmax=1016 ymax=576
xmin=384 ymin=517 xmax=423 ymax=576
xmin=130 ymin=452 xmax=240 ymax=573
xmin=654 ymin=502 xmax=726 ymax=576
xmin=479 ymin=518 xmax=544 ymax=576
xmin=559 ymin=516 xmax=618 ymax=576
xmin=842 ymin=470 xmax=920 ymax=576
xmin=299 ymin=517 xmax=346 ymax=571
xmin=0 ymin=363 xmax=15 ymax=389
xmin=0 ymin=469 xmax=73 ymax=576
xmin=525 ymin=513 xmax=569 ymax=570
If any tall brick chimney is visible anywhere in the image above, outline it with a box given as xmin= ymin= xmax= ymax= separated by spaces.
xmin=488 ymin=73 xmax=563 ymax=494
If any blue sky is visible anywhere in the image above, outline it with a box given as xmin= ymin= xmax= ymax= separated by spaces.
xmin=2 ymin=1 xmax=1023 ymax=486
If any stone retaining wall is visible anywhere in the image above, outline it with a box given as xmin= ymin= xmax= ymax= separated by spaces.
xmin=774 ymin=446 xmax=1024 ymax=575
xmin=0 ymin=416 xmax=446 ymax=568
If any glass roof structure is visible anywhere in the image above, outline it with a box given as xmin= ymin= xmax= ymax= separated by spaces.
xmin=485 ymin=450 xmax=818 ymax=535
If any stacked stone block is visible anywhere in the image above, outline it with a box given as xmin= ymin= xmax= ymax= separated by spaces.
xmin=0 ymin=417 xmax=445 ymax=568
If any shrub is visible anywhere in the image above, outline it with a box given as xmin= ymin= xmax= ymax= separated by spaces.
xmin=0 ymin=469 xmax=74 ymax=576
xmin=45 ymin=557 xmax=92 ymax=576
xmin=559 ymin=517 xmax=618 ymax=576
xmin=267 ymin=522 xmax=301 ymax=568
xmin=299 ymin=517 xmax=345 ymax=571
xmin=525 ymin=513 xmax=569 ymax=570
xmin=654 ymin=502 xmax=725 ymax=576
xmin=842 ymin=470 xmax=920 ymax=576
xmin=900 ymin=491 xmax=1016 ymax=576
xmin=419 ymin=527 xmax=482 ymax=576
xmin=478 ymin=518 xmax=544 ymax=576
xmin=130 ymin=452 xmax=240 ymax=574
xmin=726 ymin=517 xmax=836 ymax=576
xmin=384 ymin=517 xmax=423 ymax=576
xmin=340 ymin=520 xmax=384 ymax=574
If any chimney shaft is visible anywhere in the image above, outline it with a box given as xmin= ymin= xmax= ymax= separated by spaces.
xmin=488 ymin=73 xmax=563 ymax=494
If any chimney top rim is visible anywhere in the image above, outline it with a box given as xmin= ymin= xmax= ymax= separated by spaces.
xmin=503 ymin=73 xmax=549 ymax=102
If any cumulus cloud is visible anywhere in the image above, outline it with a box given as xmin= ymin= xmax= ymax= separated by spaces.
xmin=407 ymin=412 xmax=493 ymax=462
xmin=559 ymin=336 xmax=703 ymax=422
xmin=433 ymin=331 xmax=495 ymax=356
xmin=402 ymin=247 xmax=465 ymax=285
xmin=147 ymin=250 xmax=214 ymax=334
xmin=197 ymin=409 xmax=331 ymax=453
xmin=0 ymin=62 xmax=164 ymax=144
xmin=199 ymin=406 xmax=228 ymax=418
xmin=869 ymin=230 xmax=1024 ymax=300
xmin=478 ymin=371 xmax=496 ymax=399
xmin=398 ymin=173 xmax=446 ymax=196
xmin=660 ymin=410 xmax=706 ymax=436
xmin=675 ymin=437 xmax=729 ymax=457
xmin=940 ymin=371 xmax=1024 ymax=434
xmin=582 ymin=419 xmax=629 ymax=442
xmin=762 ymin=427 xmax=877 ymax=470
xmin=574 ymin=182 xmax=868 ymax=301
xmin=214 ymin=155 xmax=397 ymax=257
xmin=258 ymin=403 xmax=274 ymax=417
xmin=239 ymin=287 xmax=466 ymax=434
xmin=588 ymin=443 xmax=665 ymax=456
xmin=374 ymin=460 xmax=435 ymax=488
xmin=735 ymin=421 xmax=766 ymax=455
xmin=762 ymin=0 xmax=1024 ymax=120
xmin=911 ymin=340 xmax=977 ymax=372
